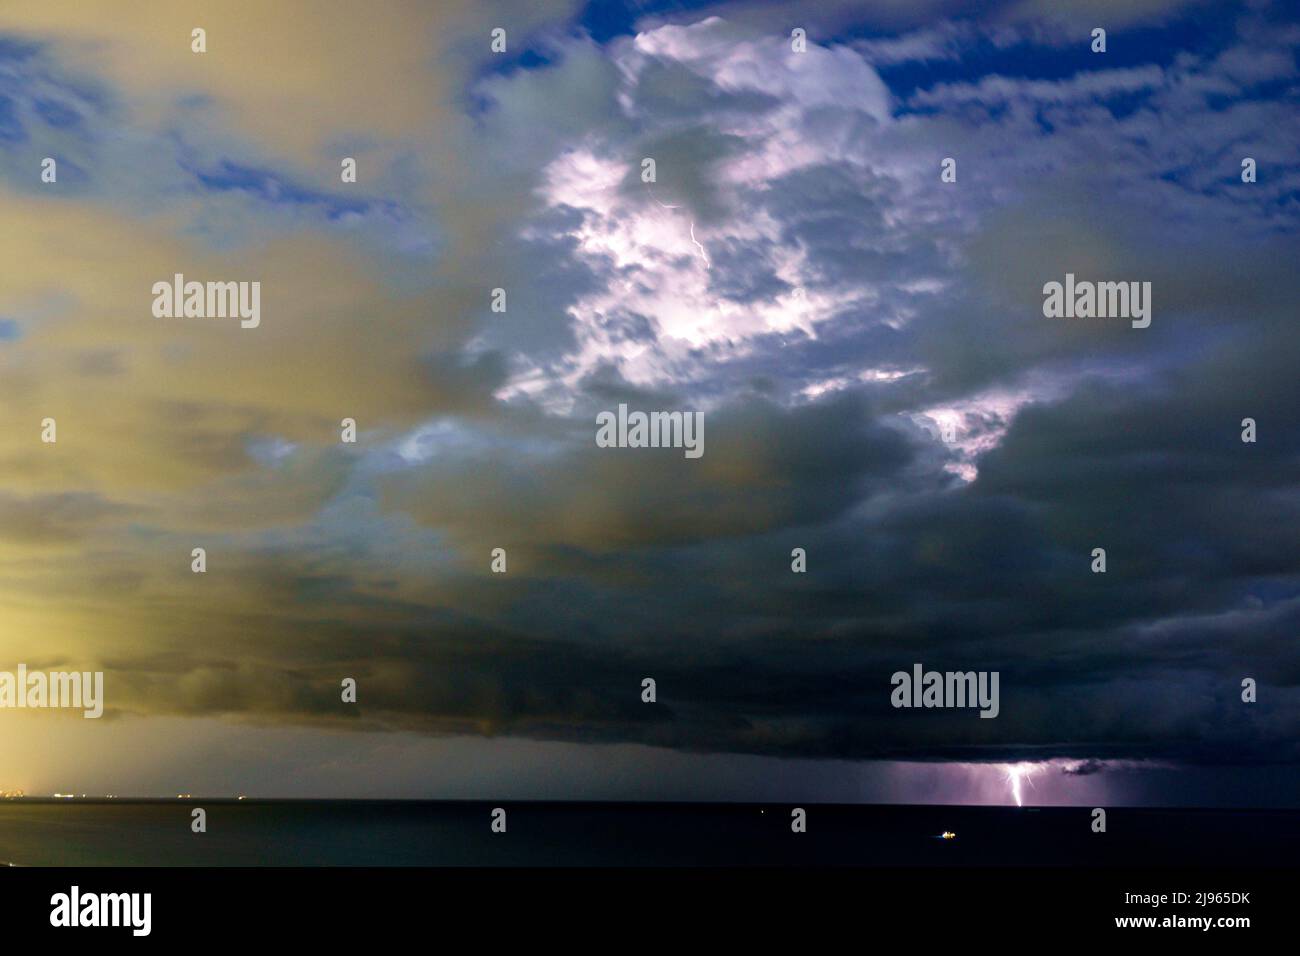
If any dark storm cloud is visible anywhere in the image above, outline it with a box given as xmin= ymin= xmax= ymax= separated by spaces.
xmin=93 ymin=5 xmax=1300 ymax=776
xmin=134 ymin=298 xmax=1296 ymax=768
xmin=379 ymin=390 xmax=913 ymax=553
xmin=1063 ymin=759 xmax=1106 ymax=775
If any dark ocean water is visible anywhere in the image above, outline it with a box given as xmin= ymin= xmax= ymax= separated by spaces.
xmin=0 ymin=801 xmax=1293 ymax=867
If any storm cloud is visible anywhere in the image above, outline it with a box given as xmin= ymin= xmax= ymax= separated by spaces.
xmin=0 ymin=0 xmax=1296 ymax=802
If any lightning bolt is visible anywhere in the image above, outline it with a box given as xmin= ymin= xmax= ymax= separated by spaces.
xmin=1003 ymin=762 xmax=1039 ymax=807
xmin=689 ymin=220 xmax=710 ymax=269
xmin=645 ymin=182 xmax=679 ymax=209
xmin=645 ymin=182 xmax=709 ymax=269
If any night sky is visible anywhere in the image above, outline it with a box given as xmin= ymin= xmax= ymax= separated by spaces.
xmin=0 ymin=0 xmax=1297 ymax=807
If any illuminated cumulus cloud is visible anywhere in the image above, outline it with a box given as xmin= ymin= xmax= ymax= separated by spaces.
xmin=489 ymin=16 xmax=927 ymax=410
